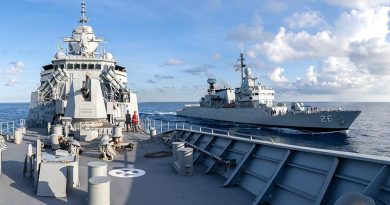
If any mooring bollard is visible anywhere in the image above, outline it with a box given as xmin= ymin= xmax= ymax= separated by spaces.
xmin=178 ymin=147 xmax=194 ymax=175
xmin=88 ymin=161 xmax=108 ymax=178
xmin=14 ymin=128 xmax=23 ymax=144
xmin=88 ymin=176 xmax=111 ymax=205
xmin=24 ymin=144 xmax=33 ymax=177
xmin=149 ymin=128 xmax=156 ymax=140
xmin=172 ymin=142 xmax=185 ymax=162
xmin=112 ymin=126 xmax=123 ymax=138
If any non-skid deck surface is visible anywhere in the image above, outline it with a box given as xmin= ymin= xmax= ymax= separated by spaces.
xmin=0 ymin=128 xmax=253 ymax=205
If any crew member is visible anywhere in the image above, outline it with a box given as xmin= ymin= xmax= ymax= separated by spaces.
xmin=125 ymin=110 xmax=131 ymax=132
xmin=132 ymin=111 xmax=138 ymax=132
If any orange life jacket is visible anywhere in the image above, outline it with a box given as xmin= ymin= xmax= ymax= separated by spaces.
xmin=132 ymin=114 xmax=138 ymax=124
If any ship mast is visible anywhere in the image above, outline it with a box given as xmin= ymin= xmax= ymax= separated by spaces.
xmin=79 ymin=0 xmax=88 ymax=25
xmin=235 ymin=52 xmax=246 ymax=86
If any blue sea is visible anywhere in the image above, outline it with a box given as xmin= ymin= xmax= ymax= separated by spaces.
xmin=1 ymin=102 xmax=389 ymax=157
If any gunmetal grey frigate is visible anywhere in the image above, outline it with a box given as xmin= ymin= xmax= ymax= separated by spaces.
xmin=177 ymin=53 xmax=361 ymax=132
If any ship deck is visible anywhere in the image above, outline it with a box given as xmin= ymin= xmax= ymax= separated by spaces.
xmin=0 ymin=128 xmax=253 ymax=205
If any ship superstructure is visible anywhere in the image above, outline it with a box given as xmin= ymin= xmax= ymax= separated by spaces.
xmin=178 ymin=53 xmax=361 ymax=132
xmin=27 ymin=0 xmax=138 ymax=130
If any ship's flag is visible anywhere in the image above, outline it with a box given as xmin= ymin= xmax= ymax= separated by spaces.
xmin=57 ymin=44 xmax=63 ymax=50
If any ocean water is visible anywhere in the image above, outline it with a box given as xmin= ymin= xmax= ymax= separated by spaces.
xmin=1 ymin=102 xmax=389 ymax=157
xmin=138 ymin=102 xmax=390 ymax=157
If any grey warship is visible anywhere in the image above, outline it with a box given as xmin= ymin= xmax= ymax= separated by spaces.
xmin=177 ymin=53 xmax=361 ymax=132
xmin=1 ymin=1 xmax=390 ymax=205
xmin=27 ymin=0 xmax=139 ymax=130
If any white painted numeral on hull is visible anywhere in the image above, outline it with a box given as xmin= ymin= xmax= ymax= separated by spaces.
xmin=321 ymin=115 xmax=333 ymax=123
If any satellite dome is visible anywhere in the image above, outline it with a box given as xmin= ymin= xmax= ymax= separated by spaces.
xmin=104 ymin=52 xmax=114 ymax=60
xmin=244 ymin=67 xmax=252 ymax=76
xmin=54 ymin=51 xmax=66 ymax=59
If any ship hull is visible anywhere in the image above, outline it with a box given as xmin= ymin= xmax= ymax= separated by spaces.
xmin=177 ymin=107 xmax=361 ymax=131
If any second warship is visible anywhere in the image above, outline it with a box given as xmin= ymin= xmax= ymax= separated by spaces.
xmin=177 ymin=53 xmax=361 ymax=132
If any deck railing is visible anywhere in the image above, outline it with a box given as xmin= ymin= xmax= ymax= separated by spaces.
xmin=0 ymin=119 xmax=26 ymax=136
xmin=139 ymin=118 xmax=275 ymax=143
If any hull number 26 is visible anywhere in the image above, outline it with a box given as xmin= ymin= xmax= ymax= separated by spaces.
xmin=321 ymin=115 xmax=333 ymax=123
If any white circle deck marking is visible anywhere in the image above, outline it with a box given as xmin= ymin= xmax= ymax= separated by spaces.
xmin=109 ymin=168 xmax=146 ymax=178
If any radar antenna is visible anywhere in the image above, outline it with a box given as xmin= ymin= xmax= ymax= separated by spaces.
xmin=207 ymin=78 xmax=217 ymax=94
xmin=79 ymin=0 xmax=89 ymax=25
xmin=234 ymin=52 xmax=246 ymax=86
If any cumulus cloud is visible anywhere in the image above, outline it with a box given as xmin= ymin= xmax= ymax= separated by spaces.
xmin=254 ymin=27 xmax=346 ymax=63
xmin=284 ymin=11 xmax=326 ymax=29
xmin=274 ymin=57 xmax=376 ymax=95
xmin=334 ymin=7 xmax=390 ymax=42
xmin=248 ymin=5 xmax=390 ymax=97
xmin=269 ymin=67 xmax=288 ymax=83
xmin=183 ymin=64 xmax=215 ymax=77
xmin=324 ymin=0 xmax=390 ymax=9
xmin=154 ymin=74 xmax=175 ymax=79
xmin=5 ymin=61 xmax=25 ymax=74
xmin=161 ymin=58 xmax=185 ymax=66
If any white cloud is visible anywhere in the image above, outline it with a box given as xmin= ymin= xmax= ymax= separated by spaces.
xmin=161 ymin=58 xmax=185 ymax=66
xmin=324 ymin=0 xmax=390 ymax=9
xmin=246 ymin=50 xmax=256 ymax=58
xmin=334 ymin=7 xmax=390 ymax=42
xmin=254 ymin=27 xmax=345 ymax=63
xmin=279 ymin=57 xmax=376 ymax=95
xmin=306 ymin=66 xmax=318 ymax=85
xmin=269 ymin=67 xmax=288 ymax=83
xmin=5 ymin=61 xmax=25 ymax=74
xmin=4 ymin=78 xmax=19 ymax=86
xmin=284 ymin=11 xmax=326 ymax=29
xmin=349 ymin=39 xmax=390 ymax=75
xmin=254 ymin=5 xmax=390 ymax=99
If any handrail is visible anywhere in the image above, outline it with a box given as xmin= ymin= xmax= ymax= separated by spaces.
xmin=0 ymin=119 xmax=26 ymax=136
xmin=140 ymin=118 xmax=275 ymax=143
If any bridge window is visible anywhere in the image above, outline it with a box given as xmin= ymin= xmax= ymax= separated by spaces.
xmin=75 ymin=64 xmax=80 ymax=69
xmin=81 ymin=64 xmax=87 ymax=69
xmin=60 ymin=64 xmax=64 ymax=69
xmin=67 ymin=64 xmax=74 ymax=69
xmin=96 ymin=64 xmax=101 ymax=70
xmin=88 ymin=64 xmax=94 ymax=69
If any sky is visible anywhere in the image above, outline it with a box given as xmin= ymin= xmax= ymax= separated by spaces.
xmin=0 ymin=0 xmax=390 ymax=102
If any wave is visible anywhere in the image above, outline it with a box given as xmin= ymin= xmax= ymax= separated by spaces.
xmin=140 ymin=111 xmax=177 ymax=116
xmin=264 ymin=127 xmax=347 ymax=136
